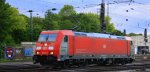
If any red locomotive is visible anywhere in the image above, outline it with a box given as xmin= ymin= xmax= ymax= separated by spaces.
xmin=33 ymin=30 xmax=134 ymax=66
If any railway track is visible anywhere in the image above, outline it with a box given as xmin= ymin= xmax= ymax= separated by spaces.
xmin=1 ymin=61 xmax=150 ymax=72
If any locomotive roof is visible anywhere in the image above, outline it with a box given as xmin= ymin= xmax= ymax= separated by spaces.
xmin=40 ymin=30 xmax=131 ymax=40
xmin=74 ymin=32 xmax=132 ymax=40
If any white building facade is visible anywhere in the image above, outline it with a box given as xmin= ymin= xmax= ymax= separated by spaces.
xmin=131 ymin=36 xmax=150 ymax=54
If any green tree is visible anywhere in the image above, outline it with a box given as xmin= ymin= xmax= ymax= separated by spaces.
xmin=76 ymin=13 xmax=100 ymax=32
xmin=59 ymin=5 xmax=76 ymax=17
xmin=43 ymin=5 xmax=117 ymax=35
xmin=105 ymin=16 xmax=115 ymax=33
xmin=32 ymin=17 xmax=44 ymax=41
xmin=0 ymin=0 xmax=27 ymax=46
xmin=128 ymin=33 xmax=143 ymax=36
xmin=44 ymin=10 xmax=60 ymax=30
xmin=59 ymin=5 xmax=76 ymax=30
xmin=112 ymin=29 xmax=124 ymax=36
xmin=58 ymin=5 xmax=115 ymax=33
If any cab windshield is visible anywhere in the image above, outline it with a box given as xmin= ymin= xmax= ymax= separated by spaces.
xmin=38 ymin=34 xmax=57 ymax=42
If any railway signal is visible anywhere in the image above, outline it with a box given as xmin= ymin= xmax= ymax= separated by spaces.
xmin=144 ymin=28 xmax=148 ymax=42
xmin=123 ymin=29 xmax=126 ymax=36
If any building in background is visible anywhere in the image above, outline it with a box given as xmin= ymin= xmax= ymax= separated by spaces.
xmin=21 ymin=42 xmax=36 ymax=57
xmin=131 ymin=36 xmax=150 ymax=54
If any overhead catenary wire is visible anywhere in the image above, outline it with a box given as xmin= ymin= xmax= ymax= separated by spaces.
xmin=6 ymin=0 xmax=150 ymax=33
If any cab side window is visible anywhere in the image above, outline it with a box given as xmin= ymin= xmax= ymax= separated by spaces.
xmin=64 ymin=36 xmax=68 ymax=42
xmin=130 ymin=41 xmax=133 ymax=45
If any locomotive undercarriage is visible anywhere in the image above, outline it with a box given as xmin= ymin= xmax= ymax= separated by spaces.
xmin=33 ymin=55 xmax=134 ymax=67
xmin=33 ymin=55 xmax=57 ymax=66
xmin=60 ymin=58 xmax=134 ymax=67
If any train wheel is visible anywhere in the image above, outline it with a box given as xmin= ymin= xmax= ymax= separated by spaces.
xmin=107 ymin=59 xmax=113 ymax=65
xmin=33 ymin=60 xmax=37 ymax=64
xmin=59 ymin=61 xmax=67 ymax=68
xmin=52 ymin=61 xmax=63 ymax=69
xmin=120 ymin=60 xmax=126 ymax=65
xmin=40 ymin=61 xmax=51 ymax=67
xmin=40 ymin=61 xmax=48 ymax=66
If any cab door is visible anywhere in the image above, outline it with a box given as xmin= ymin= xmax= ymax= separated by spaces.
xmin=60 ymin=35 xmax=69 ymax=61
xmin=130 ymin=41 xmax=135 ymax=57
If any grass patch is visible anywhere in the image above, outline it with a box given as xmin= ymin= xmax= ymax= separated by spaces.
xmin=0 ymin=57 xmax=33 ymax=63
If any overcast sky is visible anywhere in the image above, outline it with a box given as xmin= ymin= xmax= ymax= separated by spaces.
xmin=6 ymin=0 xmax=150 ymax=34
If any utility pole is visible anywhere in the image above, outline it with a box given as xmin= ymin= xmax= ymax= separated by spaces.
xmin=28 ymin=10 xmax=33 ymax=41
xmin=107 ymin=1 xmax=109 ymax=16
xmin=100 ymin=0 xmax=106 ymax=33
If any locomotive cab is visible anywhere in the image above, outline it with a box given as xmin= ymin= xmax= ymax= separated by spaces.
xmin=36 ymin=33 xmax=57 ymax=55
xmin=33 ymin=30 xmax=72 ymax=65
xmin=33 ymin=31 xmax=58 ymax=65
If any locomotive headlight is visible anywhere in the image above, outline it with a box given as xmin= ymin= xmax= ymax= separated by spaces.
xmin=36 ymin=52 xmax=40 ymax=54
xmin=48 ymin=46 xmax=54 ymax=50
xmin=36 ymin=46 xmax=41 ymax=50
xmin=50 ymin=52 xmax=54 ymax=55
